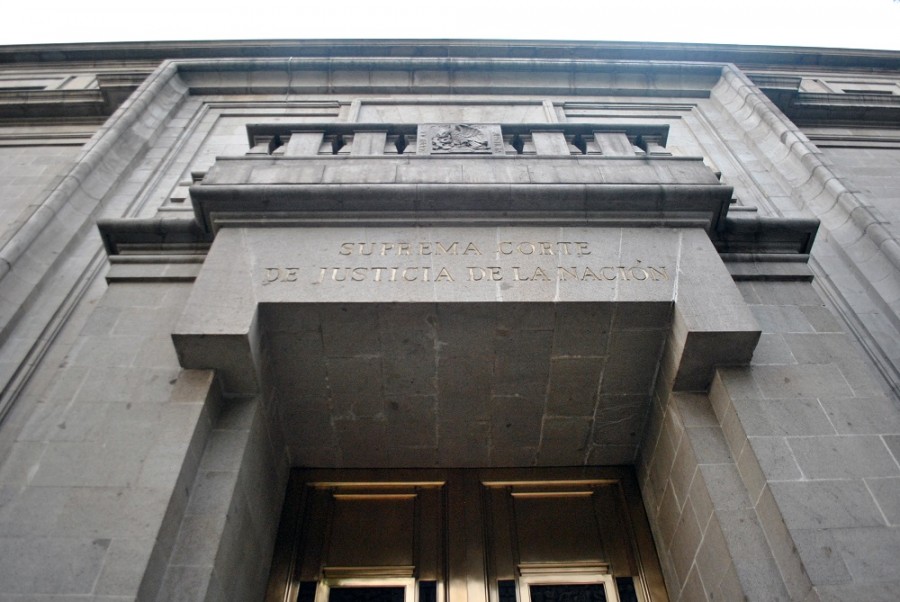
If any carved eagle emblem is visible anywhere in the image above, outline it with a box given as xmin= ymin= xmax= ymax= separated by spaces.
xmin=431 ymin=124 xmax=490 ymax=152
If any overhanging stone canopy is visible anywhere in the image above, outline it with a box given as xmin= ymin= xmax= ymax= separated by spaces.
xmin=167 ymin=224 xmax=760 ymax=466
xmin=259 ymin=301 xmax=673 ymax=466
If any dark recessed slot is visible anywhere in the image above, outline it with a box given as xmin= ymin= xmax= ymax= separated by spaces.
xmin=842 ymin=89 xmax=894 ymax=95
xmin=331 ymin=134 xmax=346 ymax=154
xmin=511 ymin=134 xmax=525 ymax=154
xmin=498 ymin=580 xmax=517 ymax=602
xmin=615 ymin=578 xmax=638 ymax=602
xmin=329 ymin=587 xmax=404 ymax=602
xmin=419 ymin=581 xmax=437 ymax=602
xmin=268 ymin=135 xmax=284 ymax=154
xmin=298 ymin=581 xmax=317 ymax=602
xmin=572 ymin=134 xmax=587 ymax=154
xmin=530 ymin=584 xmax=606 ymax=602
xmin=395 ymin=133 xmax=408 ymax=154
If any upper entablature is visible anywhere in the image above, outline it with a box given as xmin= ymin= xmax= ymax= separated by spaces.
xmin=175 ymin=57 xmax=723 ymax=98
xmin=748 ymin=71 xmax=900 ymax=126
xmin=3 ymin=39 xmax=898 ymax=72
xmin=0 ymin=64 xmax=154 ymax=120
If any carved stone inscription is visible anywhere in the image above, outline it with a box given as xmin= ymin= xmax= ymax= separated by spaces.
xmin=262 ymin=239 xmax=668 ymax=285
xmin=417 ymin=124 xmax=504 ymax=155
xmin=247 ymin=227 xmax=682 ymax=304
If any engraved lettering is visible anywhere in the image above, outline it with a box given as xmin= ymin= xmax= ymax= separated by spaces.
xmin=263 ymin=268 xmax=281 ymax=284
xmin=582 ymin=267 xmax=601 ymax=281
xmin=512 ymin=266 xmax=551 ymax=281
xmin=649 ymin=266 xmax=669 ymax=281
xmin=275 ymin=239 xmax=670 ymax=288
xmin=467 ymin=267 xmax=503 ymax=281
xmin=435 ymin=267 xmax=454 ymax=282
xmin=463 ymin=242 xmax=482 ymax=256
xmin=436 ymin=241 xmax=458 ymax=255
xmin=558 ymin=266 xmax=578 ymax=281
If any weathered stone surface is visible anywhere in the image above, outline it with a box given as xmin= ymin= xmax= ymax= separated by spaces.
xmin=2 ymin=42 xmax=900 ymax=602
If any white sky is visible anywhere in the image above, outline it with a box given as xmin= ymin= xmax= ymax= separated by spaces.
xmin=2 ymin=0 xmax=899 ymax=51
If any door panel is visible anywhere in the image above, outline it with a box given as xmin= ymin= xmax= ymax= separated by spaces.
xmin=266 ymin=468 xmax=665 ymax=602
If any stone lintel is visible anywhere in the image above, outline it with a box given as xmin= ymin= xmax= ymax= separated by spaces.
xmin=171 ymin=226 xmax=759 ymax=398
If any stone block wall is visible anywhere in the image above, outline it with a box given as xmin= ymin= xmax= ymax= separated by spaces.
xmin=0 ymin=146 xmax=81 ymax=248
xmin=0 ymin=279 xmax=214 ymax=600
xmin=154 ymin=395 xmax=288 ymax=602
xmin=822 ymin=145 xmax=900 ymax=227
xmin=713 ymin=281 xmax=900 ymax=600
xmin=709 ymin=67 xmax=900 ymax=400
xmin=639 ymin=363 xmax=789 ymax=600
xmin=642 ymin=278 xmax=900 ymax=601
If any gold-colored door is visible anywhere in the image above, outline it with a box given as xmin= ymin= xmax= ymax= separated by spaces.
xmin=266 ymin=468 xmax=667 ymax=602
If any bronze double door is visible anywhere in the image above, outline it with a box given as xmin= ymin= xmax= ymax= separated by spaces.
xmin=266 ymin=468 xmax=667 ymax=602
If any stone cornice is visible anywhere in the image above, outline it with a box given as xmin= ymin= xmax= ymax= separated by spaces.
xmin=2 ymin=39 xmax=899 ymax=73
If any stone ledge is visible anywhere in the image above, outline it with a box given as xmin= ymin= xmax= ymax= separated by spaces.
xmin=724 ymin=258 xmax=813 ymax=281
xmin=98 ymin=217 xmax=212 ymax=256
xmin=190 ymin=182 xmax=732 ymax=234
xmin=106 ymin=256 xmax=204 ymax=282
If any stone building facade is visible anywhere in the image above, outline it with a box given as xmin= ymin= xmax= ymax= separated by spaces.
xmin=0 ymin=40 xmax=898 ymax=601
